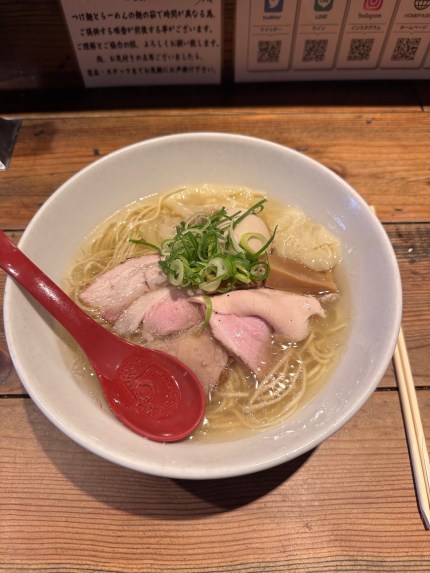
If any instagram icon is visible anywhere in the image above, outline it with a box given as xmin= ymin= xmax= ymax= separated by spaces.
xmin=363 ymin=0 xmax=383 ymax=8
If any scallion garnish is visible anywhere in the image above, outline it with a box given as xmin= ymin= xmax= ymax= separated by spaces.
xmin=131 ymin=199 xmax=275 ymax=294
xmin=128 ymin=238 xmax=161 ymax=253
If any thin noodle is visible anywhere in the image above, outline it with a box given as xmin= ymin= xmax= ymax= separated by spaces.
xmin=64 ymin=184 xmax=348 ymax=440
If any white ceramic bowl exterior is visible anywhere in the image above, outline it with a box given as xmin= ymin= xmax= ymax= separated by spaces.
xmin=4 ymin=133 xmax=402 ymax=479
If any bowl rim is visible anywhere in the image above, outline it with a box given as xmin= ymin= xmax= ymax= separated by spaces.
xmin=4 ymin=132 xmax=403 ymax=479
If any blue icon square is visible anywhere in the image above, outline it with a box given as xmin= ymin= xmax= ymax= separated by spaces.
xmin=264 ymin=0 xmax=284 ymax=13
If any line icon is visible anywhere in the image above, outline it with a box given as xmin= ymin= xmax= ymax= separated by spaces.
xmin=314 ymin=0 xmax=334 ymax=11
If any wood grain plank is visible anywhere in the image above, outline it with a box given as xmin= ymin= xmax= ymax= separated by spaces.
xmin=387 ymin=223 xmax=430 ymax=389
xmin=2 ymin=112 xmax=430 ymax=230
xmin=0 ymin=392 xmax=429 ymax=572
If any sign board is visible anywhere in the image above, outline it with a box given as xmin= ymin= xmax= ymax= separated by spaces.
xmin=60 ymin=0 xmax=222 ymax=87
xmin=235 ymin=0 xmax=430 ymax=81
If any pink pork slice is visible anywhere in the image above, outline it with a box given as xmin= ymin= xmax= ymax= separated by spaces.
xmin=209 ymin=313 xmax=272 ymax=374
xmin=150 ymin=328 xmax=229 ymax=395
xmin=79 ymin=254 xmax=166 ymax=322
xmin=114 ymin=286 xmax=203 ymax=340
xmin=191 ymin=287 xmax=324 ymax=342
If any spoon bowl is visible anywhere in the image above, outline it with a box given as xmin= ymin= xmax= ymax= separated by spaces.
xmin=0 ymin=230 xmax=205 ymax=442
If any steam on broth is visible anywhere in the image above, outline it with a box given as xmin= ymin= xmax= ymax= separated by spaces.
xmin=65 ymin=184 xmax=349 ymax=441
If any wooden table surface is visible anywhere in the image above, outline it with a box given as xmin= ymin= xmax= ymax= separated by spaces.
xmin=1 ymin=81 xmax=430 ymax=573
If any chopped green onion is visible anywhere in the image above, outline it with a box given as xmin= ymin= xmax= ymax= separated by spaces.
xmin=128 ymin=238 xmax=161 ymax=252
xmin=239 ymin=232 xmax=269 ymax=254
xmin=200 ymin=257 xmax=232 ymax=282
xmin=232 ymin=199 xmax=267 ymax=228
xmin=169 ymin=259 xmax=184 ymax=286
xmin=201 ymin=295 xmax=213 ymax=329
xmin=200 ymin=278 xmax=222 ymax=293
xmin=250 ymin=261 xmax=270 ymax=282
xmin=228 ymin=220 xmax=244 ymax=254
xmin=252 ymin=226 xmax=278 ymax=258
xmin=131 ymin=199 xmax=275 ymax=294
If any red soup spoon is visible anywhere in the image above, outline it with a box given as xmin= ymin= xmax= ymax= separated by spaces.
xmin=0 ymin=230 xmax=205 ymax=442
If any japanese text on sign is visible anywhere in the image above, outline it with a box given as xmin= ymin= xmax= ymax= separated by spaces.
xmin=60 ymin=0 xmax=222 ymax=87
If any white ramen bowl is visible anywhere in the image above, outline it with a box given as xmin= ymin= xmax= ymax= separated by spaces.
xmin=4 ymin=133 xmax=401 ymax=479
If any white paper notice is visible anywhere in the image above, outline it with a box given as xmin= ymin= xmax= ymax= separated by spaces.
xmin=60 ymin=0 xmax=222 ymax=87
xmin=235 ymin=0 xmax=430 ymax=81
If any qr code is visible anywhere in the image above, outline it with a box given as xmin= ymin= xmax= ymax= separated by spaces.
xmin=391 ymin=38 xmax=421 ymax=61
xmin=302 ymin=39 xmax=328 ymax=63
xmin=257 ymin=40 xmax=282 ymax=63
xmin=347 ymin=38 xmax=375 ymax=62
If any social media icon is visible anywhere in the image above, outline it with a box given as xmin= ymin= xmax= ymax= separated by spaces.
xmin=264 ymin=0 xmax=284 ymax=13
xmin=314 ymin=0 xmax=334 ymax=11
xmin=363 ymin=0 xmax=383 ymax=10
xmin=415 ymin=0 xmax=430 ymax=9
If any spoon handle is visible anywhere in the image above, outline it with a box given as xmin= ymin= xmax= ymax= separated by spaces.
xmin=0 ymin=230 xmax=107 ymax=352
